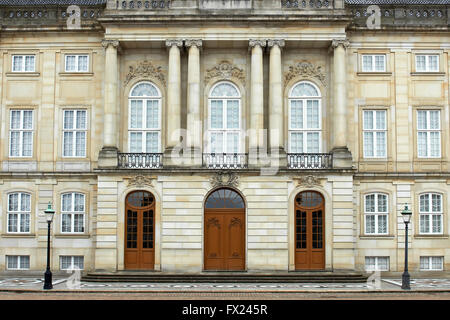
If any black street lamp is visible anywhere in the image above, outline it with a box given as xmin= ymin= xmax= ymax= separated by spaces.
xmin=401 ymin=203 xmax=412 ymax=290
xmin=43 ymin=202 xmax=55 ymax=290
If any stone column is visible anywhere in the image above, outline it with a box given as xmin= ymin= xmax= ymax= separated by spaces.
xmin=267 ymin=39 xmax=287 ymax=166
xmin=98 ymin=39 xmax=119 ymax=168
xmin=331 ymin=39 xmax=352 ymax=168
xmin=249 ymin=39 xmax=266 ymax=165
xmin=164 ymin=39 xmax=183 ymax=165
xmin=185 ymin=39 xmax=202 ymax=166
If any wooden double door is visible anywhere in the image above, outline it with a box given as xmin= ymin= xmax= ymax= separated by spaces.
xmin=204 ymin=188 xmax=245 ymax=271
xmin=124 ymin=191 xmax=155 ymax=270
xmin=295 ymin=191 xmax=325 ymax=270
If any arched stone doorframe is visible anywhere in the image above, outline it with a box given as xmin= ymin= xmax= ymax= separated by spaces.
xmin=288 ymin=184 xmax=333 ymax=271
xmin=202 ymin=186 xmax=248 ymax=271
xmin=117 ymin=185 xmax=162 ymax=271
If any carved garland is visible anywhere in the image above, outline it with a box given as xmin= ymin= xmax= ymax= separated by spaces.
xmin=204 ymin=60 xmax=245 ymax=85
xmin=209 ymin=171 xmax=240 ymax=189
xmin=294 ymin=175 xmax=322 ymax=188
xmin=284 ymin=61 xmax=327 ymax=87
xmin=124 ymin=60 xmax=166 ymax=87
xmin=127 ymin=175 xmax=155 ymax=188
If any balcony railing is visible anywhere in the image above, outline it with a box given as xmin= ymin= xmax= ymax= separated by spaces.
xmin=287 ymin=153 xmax=333 ymax=169
xmin=203 ymin=153 xmax=248 ymax=169
xmin=118 ymin=153 xmax=163 ymax=169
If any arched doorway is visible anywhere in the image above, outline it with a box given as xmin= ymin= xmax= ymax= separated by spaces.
xmin=124 ymin=190 xmax=155 ymax=270
xmin=295 ymin=191 xmax=325 ymax=270
xmin=204 ymin=188 xmax=245 ymax=271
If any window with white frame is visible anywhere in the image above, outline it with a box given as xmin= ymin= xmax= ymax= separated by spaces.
xmin=61 ymin=192 xmax=85 ymax=233
xmin=288 ymin=81 xmax=321 ymax=153
xmin=9 ymin=109 xmax=33 ymax=157
xmin=363 ymin=110 xmax=387 ymax=158
xmin=12 ymin=55 xmax=35 ymax=72
xmin=63 ymin=109 xmax=87 ymax=157
xmin=60 ymin=256 xmax=84 ymax=270
xmin=361 ymin=54 xmax=386 ymax=72
xmin=7 ymin=192 xmax=31 ymax=233
xmin=416 ymin=54 xmax=439 ymax=72
xmin=6 ymin=256 xmax=30 ymax=270
xmin=128 ymin=82 xmax=161 ymax=153
xmin=65 ymin=54 xmax=89 ymax=72
xmin=420 ymin=256 xmax=443 ymax=271
xmin=365 ymin=256 xmax=389 ymax=271
xmin=419 ymin=193 xmax=443 ymax=234
xmin=208 ymin=82 xmax=241 ymax=154
xmin=417 ymin=110 xmax=441 ymax=158
xmin=364 ymin=193 xmax=388 ymax=235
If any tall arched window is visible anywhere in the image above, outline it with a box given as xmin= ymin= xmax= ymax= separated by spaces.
xmin=128 ymin=82 xmax=161 ymax=153
xmin=208 ymin=82 xmax=241 ymax=154
xmin=288 ymin=81 xmax=321 ymax=153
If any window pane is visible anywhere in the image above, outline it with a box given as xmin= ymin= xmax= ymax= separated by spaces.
xmin=10 ymin=132 xmax=20 ymax=157
xmin=7 ymin=256 xmax=18 ymax=269
xmin=375 ymin=55 xmax=385 ymax=72
xmin=306 ymin=100 xmax=319 ymax=129
xmin=211 ymin=83 xmax=239 ymax=97
xmin=78 ymin=55 xmax=88 ymax=72
xmin=210 ymin=100 xmax=223 ymax=129
xmin=420 ymin=257 xmax=429 ymax=270
xmin=63 ymin=132 xmax=74 ymax=157
xmin=420 ymin=214 xmax=430 ymax=233
xmin=306 ymin=132 xmax=319 ymax=153
xmin=432 ymin=257 xmax=443 ymax=270
xmin=429 ymin=111 xmax=440 ymax=130
xmin=291 ymin=82 xmax=319 ymax=97
xmin=378 ymin=215 xmax=387 ymax=234
xmin=420 ymin=194 xmax=429 ymax=212
xmin=62 ymin=193 xmax=72 ymax=212
xmin=376 ymin=132 xmax=386 ymax=157
xmin=74 ymin=214 xmax=84 ymax=232
xmin=13 ymin=56 xmax=23 ymax=71
xmin=75 ymin=132 xmax=86 ymax=157
xmin=131 ymin=83 xmax=159 ymax=97
xmin=76 ymin=110 xmax=87 ymax=129
xmin=417 ymin=132 xmax=427 ymax=157
xmin=226 ymin=132 xmax=239 ymax=153
xmin=431 ymin=194 xmax=441 ymax=212
xmin=365 ymin=194 xmax=375 ymax=212
xmin=23 ymin=111 xmax=33 ymax=129
xmin=377 ymin=194 xmax=387 ymax=212
xmin=417 ymin=111 xmax=427 ymax=130
xmin=25 ymin=56 xmax=35 ymax=72
xmin=146 ymin=132 xmax=159 ymax=153
xmin=428 ymin=55 xmax=438 ymax=72
xmin=20 ymin=256 xmax=30 ymax=269
xmin=363 ymin=132 xmax=374 ymax=157
xmin=64 ymin=111 xmax=74 ymax=130
xmin=363 ymin=111 xmax=373 ymax=130
xmin=8 ymin=214 xmax=18 ymax=232
xmin=290 ymin=100 xmax=303 ymax=129
xmin=22 ymin=132 xmax=33 ymax=157
xmin=74 ymin=193 xmax=85 ymax=212
xmin=66 ymin=56 xmax=76 ymax=71
xmin=62 ymin=214 xmax=72 ymax=233
xmin=416 ymin=55 xmax=426 ymax=72
xmin=290 ymin=132 xmax=303 ymax=153
xmin=20 ymin=214 xmax=30 ymax=232
xmin=362 ymin=55 xmax=373 ymax=72
xmin=11 ymin=110 xmax=21 ymax=129
xmin=430 ymin=132 xmax=440 ymax=157
xmin=130 ymin=132 xmax=142 ymax=153
xmin=9 ymin=193 xmax=19 ymax=211
xmin=210 ymin=132 xmax=223 ymax=153
xmin=375 ymin=110 xmax=386 ymax=129
xmin=146 ymin=100 xmax=159 ymax=129
xmin=226 ymin=100 xmax=239 ymax=129
xmin=21 ymin=193 xmax=31 ymax=212
xmin=365 ymin=215 xmax=375 ymax=234
xmin=432 ymin=214 xmax=442 ymax=233
xmin=130 ymin=100 xmax=143 ymax=129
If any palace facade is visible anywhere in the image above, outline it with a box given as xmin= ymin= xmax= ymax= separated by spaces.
xmin=0 ymin=0 xmax=450 ymax=275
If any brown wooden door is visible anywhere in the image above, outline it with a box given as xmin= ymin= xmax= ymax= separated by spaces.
xmin=204 ymin=188 xmax=245 ymax=271
xmin=125 ymin=191 xmax=155 ymax=270
xmin=295 ymin=191 xmax=325 ymax=270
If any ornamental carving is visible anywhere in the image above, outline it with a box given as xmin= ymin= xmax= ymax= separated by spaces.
xmin=207 ymin=217 xmax=221 ymax=229
xmin=209 ymin=171 xmax=240 ymax=189
xmin=124 ymin=60 xmax=166 ymax=87
xmin=229 ymin=217 xmax=242 ymax=229
xmin=294 ymin=175 xmax=322 ymax=188
xmin=127 ymin=175 xmax=155 ymax=188
xmin=284 ymin=61 xmax=327 ymax=87
xmin=204 ymin=61 xmax=245 ymax=84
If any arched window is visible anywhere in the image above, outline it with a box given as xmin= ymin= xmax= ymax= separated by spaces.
xmin=128 ymin=82 xmax=161 ymax=153
xmin=288 ymin=81 xmax=321 ymax=153
xmin=205 ymin=188 xmax=244 ymax=209
xmin=364 ymin=193 xmax=388 ymax=235
xmin=208 ymin=82 xmax=241 ymax=154
xmin=61 ymin=192 xmax=85 ymax=233
xmin=7 ymin=192 xmax=31 ymax=233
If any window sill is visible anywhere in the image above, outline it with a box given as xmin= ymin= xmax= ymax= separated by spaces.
xmin=1 ymin=233 xmax=36 ymax=238
xmin=414 ymin=234 xmax=448 ymax=239
xmin=6 ymin=72 xmax=40 ymax=77
xmin=357 ymin=72 xmax=392 ymax=76
xmin=54 ymin=234 xmax=90 ymax=239
xmin=359 ymin=235 xmax=395 ymax=239
xmin=59 ymin=72 xmax=94 ymax=77
xmin=410 ymin=72 xmax=446 ymax=76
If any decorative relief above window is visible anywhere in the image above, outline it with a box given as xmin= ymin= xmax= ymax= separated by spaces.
xmin=284 ymin=61 xmax=327 ymax=87
xmin=204 ymin=61 xmax=245 ymax=85
xmin=124 ymin=60 xmax=166 ymax=87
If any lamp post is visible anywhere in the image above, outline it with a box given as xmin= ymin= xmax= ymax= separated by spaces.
xmin=401 ymin=203 xmax=412 ymax=290
xmin=43 ymin=202 xmax=55 ymax=290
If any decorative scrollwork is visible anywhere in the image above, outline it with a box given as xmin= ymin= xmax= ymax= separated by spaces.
xmin=207 ymin=217 xmax=221 ymax=229
xmin=294 ymin=175 xmax=322 ymax=188
xmin=124 ymin=60 xmax=166 ymax=87
xmin=205 ymin=61 xmax=245 ymax=84
xmin=209 ymin=171 xmax=240 ymax=189
xmin=229 ymin=217 xmax=242 ymax=229
xmin=127 ymin=175 xmax=155 ymax=187
xmin=284 ymin=61 xmax=327 ymax=87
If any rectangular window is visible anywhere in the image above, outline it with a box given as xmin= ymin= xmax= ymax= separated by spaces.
xmin=364 ymin=193 xmax=388 ymax=235
xmin=7 ymin=193 xmax=31 ymax=233
xmin=420 ymin=256 xmax=444 ymax=271
xmin=361 ymin=55 xmax=386 ymax=72
xmin=365 ymin=256 xmax=389 ymax=271
xmin=12 ymin=55 xmax=35 ymax=72
xmin=65 ymin=55 xmax=89 ymax=72
xmin=416 ymin=55 xmax=439 ymax=72
xmin=60 ymin=256 xmax=84 ymax=270
xmin=419 ymin=193 xmax=443 ymax=234
xmin=363 ymin=110 xmax=387 ymax=158
xmin=289 ymin=99 xmax=321 ymax=153
xmin=417 ymin=110 xmax=440 ymax=158
xmin=61 ymin=193 xmax=85 ymax=233
xmin=6 ymin=256 xmax=30 ymax=270
xmin=129 ymin=99 xmax=161 ymax=153
xmin=209 ymin=99 xmax=241 ymax=153
xmin=9 ymin=110 xmax=33 ymax=157
xmin=63 ymin=110 xmax=87 ymax=157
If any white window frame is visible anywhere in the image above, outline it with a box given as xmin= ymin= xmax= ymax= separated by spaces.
xmin=9 ymin=109 xmax=34 ymax=158
xmin=12 ymin=55 xmax=36 ymax=72
xmin=365 ymin=256 xmax=389 ymax=272
xmin=6 ymin=255 xmax=30 ymax=270
xmin=128 ymin=83 xmax=162 ymax=153
xmin=417 ymin=110 xmax=441 ymax=158
xmin=361 ymin=54 xmax=386 ymax=72
xmin=288 ymin=81 xmax=322 ymax=154
xmin=415 ymin=54 xmax=439 ymax=72
xmin=363 ymin=110 xmax=387 ymax=158
xmin=62 ymin=109 xmax=88 ymax=158
xmin=419 ymin=193 xmax=443 ymax=235
xmin=64 ymin=54 xmax=89 ymax=72
xmin=7 ymin=192 xmax=31 ymax=234
xmin=420 ymin=256 xmax=444 ymax=271
xmin=61 ymin=192 xmax=86 ymax=234
xmin=207 ymin=81 xmax=242 ymax=154
xmin=364 ymin=193 xmax=389 ymax=235
xmin=59 ymin=256 xmax=84 ymax=270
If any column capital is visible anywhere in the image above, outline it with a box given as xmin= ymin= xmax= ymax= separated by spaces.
xmin=267 ymin=39 xmax=285 ymax=49
xmin=249 ymin=39 xmax=267 ymax=49
xmin=165 ymin=39 xmax=184 ymax=48
xmin=331 ymin=39 xmax=350 ymax=50
xmin=185 ymin=39 xmax=203 ymax=48
xmin=101 ymin=39 xmax=120 ymax=49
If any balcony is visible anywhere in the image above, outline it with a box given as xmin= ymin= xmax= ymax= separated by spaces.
xmin=287 ymin=153 xmax=333 ymax=169
xmin=203 ymin=153 xmax=248 ymax=169
xmin=118 ymin=153 xmax=163 ymax=169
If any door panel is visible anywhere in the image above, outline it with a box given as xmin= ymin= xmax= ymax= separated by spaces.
xmin=204 ymin=215 xmax=224 ymax=270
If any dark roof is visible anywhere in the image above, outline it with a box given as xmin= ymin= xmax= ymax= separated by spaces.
xmin=345 ymin=0 xmax=450 ymax=4
xmin=0 ymin=0 xmax=106 ymax=5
